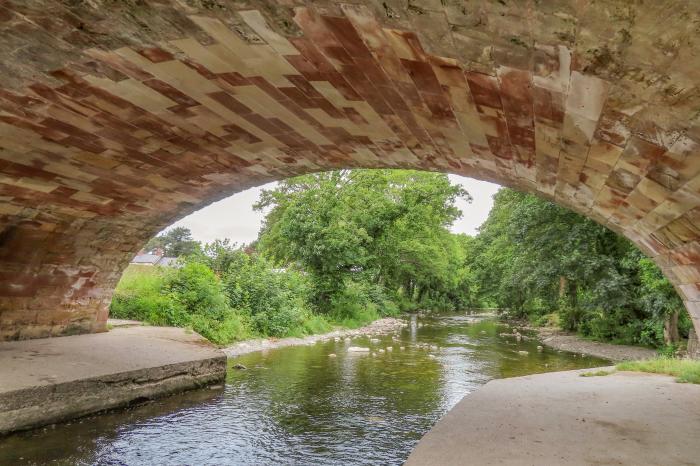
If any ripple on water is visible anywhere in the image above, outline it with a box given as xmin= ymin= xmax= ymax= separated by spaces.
xmin=0 ymin=314 xmax=610 ymax=466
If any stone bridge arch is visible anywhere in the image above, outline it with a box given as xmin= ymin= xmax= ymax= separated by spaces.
xmin=0 ymin=0 xmax=699 ymax=341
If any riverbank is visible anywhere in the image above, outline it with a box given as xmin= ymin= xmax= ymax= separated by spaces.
xmin=0 ymin=325 xmax=225 ymax=435
xmin=503 ymin=319 xmax=657 ymax=362
xmin=407 ymin=368 xmax=700 ymax=465
xmin=223 ymin=317 xmax=406 ymax=357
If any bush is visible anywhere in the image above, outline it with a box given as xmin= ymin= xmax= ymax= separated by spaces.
xmin=328 ymin=280 xmax=392 ymax=328
xmin=110 ymin=246 xmax=393 ymax=344
xmin=532 ymin=312 xmax=560 ymax=327
xmin=163 ymin=262 xmax=230 ymax=321
xmin=110 ymin=266 xmax=177 ymax=323
xmin=558 ymin=301 xmax=585 ymax=332
xmin=222 ymin=254 xmax=318 ymax=337
xmin=189 ymin=314 xmax=250 ymax=345
xmin=110 ymin=263 xmax=248 ymax=345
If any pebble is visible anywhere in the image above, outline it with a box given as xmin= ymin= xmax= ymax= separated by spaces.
xmin=328 ymin=353 xmax=337 ymax=358
xmin=517 ymin=351 xmax=529 ymax=355
xmin=399 ymin=346 xmax=405 ymax=351
xmin=233 ymin=363 xmax=247 ymax=370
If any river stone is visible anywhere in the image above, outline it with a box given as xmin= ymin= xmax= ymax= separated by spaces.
xmin=348 ymin=347 xmax=370 ymax=353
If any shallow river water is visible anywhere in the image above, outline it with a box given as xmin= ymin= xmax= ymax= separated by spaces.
xmin=0 ymin=314 xmax=609 ymax=465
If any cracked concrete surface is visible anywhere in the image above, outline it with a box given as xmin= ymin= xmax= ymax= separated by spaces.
xmin=0 ymin=325 xmax=226 ymax=434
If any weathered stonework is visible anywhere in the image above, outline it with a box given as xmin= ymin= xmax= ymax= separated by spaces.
xmin=0 ymin=1 xmax=699 ymax=340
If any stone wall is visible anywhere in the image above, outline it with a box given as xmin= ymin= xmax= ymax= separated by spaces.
xmin=0 ymin=1 xmax=699 ymax=340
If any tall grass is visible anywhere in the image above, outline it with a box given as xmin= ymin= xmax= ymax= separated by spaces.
xmin=617 ymin=357 xmax=700 ymax=384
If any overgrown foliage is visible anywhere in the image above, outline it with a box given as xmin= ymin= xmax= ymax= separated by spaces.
xmin=467 ymin=189 xmax=691 ymax=348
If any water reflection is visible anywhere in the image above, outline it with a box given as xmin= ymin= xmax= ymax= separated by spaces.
xmin=0 ymin=314 xmax=608 ymax=465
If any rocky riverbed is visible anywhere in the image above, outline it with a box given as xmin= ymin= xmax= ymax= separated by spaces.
xmin=502 ymin=321 xmax=657 ymax=362
xmin=223 ymin=317 xmax=407 ymax=357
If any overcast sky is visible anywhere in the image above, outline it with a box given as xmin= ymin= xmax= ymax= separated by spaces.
xmin=170 ymin=175 xmax=501 ymax=245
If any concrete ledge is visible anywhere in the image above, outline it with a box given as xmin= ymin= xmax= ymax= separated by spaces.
xmin=0 ymin=326 xmax=226 ymax=435
xmin=407 ymin=368 xmax=700 ymax=466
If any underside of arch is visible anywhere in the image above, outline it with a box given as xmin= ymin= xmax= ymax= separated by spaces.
xmin=0 ymin=0 xmax=699 ymax=340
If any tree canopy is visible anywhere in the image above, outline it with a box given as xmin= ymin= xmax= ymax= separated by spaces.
xmin=255 ymin=169 xmax=473 ymax=312
xmin=145 ymin=226 xmax=200 ymax=257
xmin=468 ymin=189 xmax=690 ymax=348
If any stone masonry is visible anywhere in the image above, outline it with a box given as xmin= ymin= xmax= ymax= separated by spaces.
xmin=0 ymin=1 xmax=699 ymax=340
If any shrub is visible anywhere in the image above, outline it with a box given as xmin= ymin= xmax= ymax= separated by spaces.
xmin=328 ymin=281 xmax=387 ymax=328
xmin=110 ymin=266 xmax=177 ymax=323
xmin=110 ymin=263 xmax=248 ymax=344
xmin=163 ymin=262 xmax=230 ymax=321
xmin=189 ymin=314 xmax=250 ymax=345
xmin=222 ymin=253 xmax=318 ymax=337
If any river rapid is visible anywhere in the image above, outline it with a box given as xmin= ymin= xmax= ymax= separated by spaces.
xmin=0 ymin=313 xmax=608 ymax=465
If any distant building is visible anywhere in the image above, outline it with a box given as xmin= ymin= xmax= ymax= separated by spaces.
xmin=130 ymin=249 xmax=178 ymax=267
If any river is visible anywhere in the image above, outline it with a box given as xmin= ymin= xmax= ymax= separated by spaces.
xmin=0 ymin=313 xmax=608 ymax=465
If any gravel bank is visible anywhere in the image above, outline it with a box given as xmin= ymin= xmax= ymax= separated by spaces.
xmin=223 ymin=318 xmax=407 ymax=357
xmin=521 ymin=326 xmax=657 ymax=362
xmin=502 ymin=319 xmax=657 ymax=362
xmin=537 ymin=331 xmax=657 ymax=362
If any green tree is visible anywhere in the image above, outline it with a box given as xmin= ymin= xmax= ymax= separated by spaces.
xmin=470 ymin=188 xmax=689 ymax=347
xmin=254 ymin=169 xmax=471 ymax=312
xmin=145 ymin=226 xmax=201 ymax=257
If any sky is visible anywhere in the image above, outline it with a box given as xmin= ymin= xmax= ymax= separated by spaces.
xmin=170 ymin=175 xmax=501 ymax=245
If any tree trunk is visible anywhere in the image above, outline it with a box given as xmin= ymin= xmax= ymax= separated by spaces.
xmin=559 ymin=276 xmax=567 ymax=299
xmin=663 ymin=310 xmax=680 ymax=345
xmin=568 ymin=281 xmax=578 ymax=309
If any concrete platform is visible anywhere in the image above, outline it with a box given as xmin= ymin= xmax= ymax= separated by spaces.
xmin=407 ymin=368 xmax=700 ymax=466
xmin=0 ymin=325 xmax=226 ymax=435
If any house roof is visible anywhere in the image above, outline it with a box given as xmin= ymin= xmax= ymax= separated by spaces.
xmin=132 ymin=254 xmax=161 ymax=264
xmin=131 ymin=254 xmax=178 ymax=266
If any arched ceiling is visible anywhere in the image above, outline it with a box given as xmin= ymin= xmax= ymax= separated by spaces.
xmin=0 ymin=0 xmax=699 ymax=340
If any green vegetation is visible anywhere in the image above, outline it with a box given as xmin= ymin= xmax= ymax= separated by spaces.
xmin=112 ymin=170 xmax=690 ymax=350
xmin=617 ymin=358 xmax=700 ymax=384
xmin=112 ymin=170 xmax=473 ymax=344
xmin=466 ymin=189 xmax=691 ymax=349
xmin=255 ymin=170 xmax=474 ymax=313
xmin=111 ymin=263 xmax=251 ymax=344
xmin=579 ymin=369 xmax=614 ymax=377
xmin=144 ymin=226 xmax=200 ymax=257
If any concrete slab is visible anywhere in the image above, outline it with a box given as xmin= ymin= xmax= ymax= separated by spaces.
xmin=0 ymin=326 xmax=226 ymax=435
xmin=406 ymin=368 xmax=700 ymax=466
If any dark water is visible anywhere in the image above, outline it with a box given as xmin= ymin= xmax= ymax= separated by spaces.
xmin=0 ymin=314 xmax=608 ymax=465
